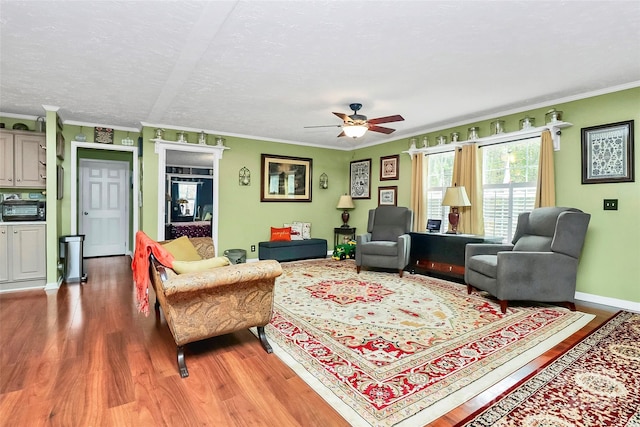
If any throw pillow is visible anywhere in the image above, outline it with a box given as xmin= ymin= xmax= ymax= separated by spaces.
xmin=293 ymin=221 xmax=311 ymax=239
xmin=270 ymin=226 xmax=291 ymax=241
xmin=284 ymin=223 xmax=304 ymax=240
xmin=162 ymin=236 xmax=202 ymax=261
xmin=172 ymin=256 xmax=230 ymax=274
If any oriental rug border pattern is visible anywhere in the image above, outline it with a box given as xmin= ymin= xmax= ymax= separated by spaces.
xmin=461 ymin=310 xmax=640 ymax=427
xmin=263 ymin=259 xmax=594 ymax=427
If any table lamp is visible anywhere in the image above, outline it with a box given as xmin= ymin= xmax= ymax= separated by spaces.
xmin=336 ymin=194 xmax=355 ymax=228
xmin=441 ymin=185 xmax=471 ymax=234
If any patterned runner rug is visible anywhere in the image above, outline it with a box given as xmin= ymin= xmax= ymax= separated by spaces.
xmin=264 ymin=259 xmax=594 ymax=426
xmin=461 ymin=310 xmax=640 ymax=427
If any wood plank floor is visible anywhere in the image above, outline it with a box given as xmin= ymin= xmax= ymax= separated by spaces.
xmin=0 ymin=256 xmax=617 ymax=427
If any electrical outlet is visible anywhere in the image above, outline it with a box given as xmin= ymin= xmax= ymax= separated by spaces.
xmin=603 ymin=199 xmax=618 ymax=210
xmin=251 ymin=245 xmax=256 ymax=252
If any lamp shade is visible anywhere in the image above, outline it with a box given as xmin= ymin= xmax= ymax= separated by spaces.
xmin=343 ymin=124 xmax=368 ymax=138
xmin=441 ymin=186 xmax=471 ymax=207
xmin=336 ymin=194 xmax=355 ymax=209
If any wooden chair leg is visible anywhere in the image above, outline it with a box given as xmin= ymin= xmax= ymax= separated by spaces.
xmin=257 ymin=326 xmax=273 ymax=354
xmin=565 ymin=301 xmax=577 ymax=311
xmin=356 ymin=266 xmax=361 ymax=274
xmin=466 ymin=284 xmax=473 ymax=294
xmin=398 ymin=269 xmax=404 ymax=278
xmin=499 ymin=299 xmax=508 ymax=314
xmin=177 ymin=345 xmax=189 ymax=378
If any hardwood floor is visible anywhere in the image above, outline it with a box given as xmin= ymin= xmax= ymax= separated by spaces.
xmin=0 ymin=256 xmax=617 ymax=427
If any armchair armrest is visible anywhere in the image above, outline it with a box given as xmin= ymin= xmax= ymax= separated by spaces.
xmin=163 ymin=260 xmax=283 ymax=297
xmin=465 ymin=243 xmax=514 ymax=265
xmin=496 ymin=251 xmax=578 ymax=301
xmin=356 ymin=233 xmax=372 ymax=245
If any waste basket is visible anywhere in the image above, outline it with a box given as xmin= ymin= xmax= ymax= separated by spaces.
xmin=223 ymin=249 xmax=246 ymax=264
xmin=59 ymin=235 xmax=87 ymax=282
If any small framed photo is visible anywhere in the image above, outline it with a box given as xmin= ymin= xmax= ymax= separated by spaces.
xmin=378 ymin=186 xmax=397 ymax=206
xmin=350 ymin=158 xmax=371 ymax=199
xmin=260 ymin=154 xmax=312 ymax=202
xmin=581 ymin=120 xmax=634 ymax=184
xmin=380 ymin=154 xmax=399 ymax=180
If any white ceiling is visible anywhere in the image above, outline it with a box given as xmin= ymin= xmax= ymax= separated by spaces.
xmin=1 ymin=1 xmax=639 ymax=150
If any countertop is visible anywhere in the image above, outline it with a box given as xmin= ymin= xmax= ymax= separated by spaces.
xmin=0 ymin=221 xmax=47 ymax=225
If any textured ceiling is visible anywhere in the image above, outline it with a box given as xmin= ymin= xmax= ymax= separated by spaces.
xmin=1 ymin=1 xmax=639 ymax=150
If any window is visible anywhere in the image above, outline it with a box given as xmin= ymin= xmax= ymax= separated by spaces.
xmin=481 ymin=136 xmax=540 ymax=241
xmin=426 ymin=151 xmax=455 ymax=232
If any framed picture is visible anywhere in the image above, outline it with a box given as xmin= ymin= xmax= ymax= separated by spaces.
xmin=378 ymin=186 xmax=397 ymax=206
xmin=581 ymin=120 xmax=634 ymax=184
xmin=56 ymin=131 xmax=65 ymax=160
xmin=260 ymin=154 xmax=312 ymax=202
xmin=94 ymin=127 xmax=114 ymax=144
xmin=56 ymin=165 xmax=64 ymax=200
xmin=350 ymin=158 xmax=371 ymax=199
xmin=380 ymin=154 xmax=399 ymax=180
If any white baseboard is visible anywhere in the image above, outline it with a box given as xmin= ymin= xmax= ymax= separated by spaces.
xmin=44 ymin=279 xmax=61 ymax=291
xmin=575 ymin=291 xmax=640 ymax=313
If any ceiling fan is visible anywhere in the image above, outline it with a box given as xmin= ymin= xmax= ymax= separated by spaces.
xmin=305 ymin=103 xmax=404 ymax=138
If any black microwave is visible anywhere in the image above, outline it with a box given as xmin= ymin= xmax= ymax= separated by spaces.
xmin=0 ymin=200 xmax=46 ymax=221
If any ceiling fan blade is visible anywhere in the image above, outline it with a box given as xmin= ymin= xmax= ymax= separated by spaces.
xmin=368 ymin=125 xmax=396 ymax=134
xmin=304 ymin=124 xmax=341 ymax=129
xmin=367 ymin=115 xmax=404 ymax=125
xmin=333 ymin=112 xmax=350 ymax=121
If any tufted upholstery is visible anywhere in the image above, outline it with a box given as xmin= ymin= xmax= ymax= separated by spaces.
xmin=149 ymin=237 xmax=282 ymax=377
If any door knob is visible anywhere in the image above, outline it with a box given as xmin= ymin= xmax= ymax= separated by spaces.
xmin=84 ymin=212 xmax=89 ymax=215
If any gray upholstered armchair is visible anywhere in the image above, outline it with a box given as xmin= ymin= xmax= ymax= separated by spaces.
xmin=465 ymin=207 xmax=590 ymax=313
xmin=356 ymin=206 xmax=413 ymax=277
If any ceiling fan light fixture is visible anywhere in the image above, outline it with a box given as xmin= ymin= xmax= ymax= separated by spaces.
xmin=343 ymin=124 xmax=368 ymax=138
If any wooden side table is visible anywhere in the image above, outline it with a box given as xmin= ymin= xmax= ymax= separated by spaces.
xmin=334 ymin=227 xmax=356 ymax=247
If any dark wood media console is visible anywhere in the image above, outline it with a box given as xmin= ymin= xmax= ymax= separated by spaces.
xmin=408 ymin=232 xmax=502 ymax=281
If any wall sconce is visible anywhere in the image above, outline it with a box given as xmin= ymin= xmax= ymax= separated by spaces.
xmin=319 ymin=173 xmax=328 ymax=189
xmin=239 ymin=167 xmax=250 ymax=186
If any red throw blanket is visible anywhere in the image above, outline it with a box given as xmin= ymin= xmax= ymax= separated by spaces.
xmin=131 ymin=231 xmax=174 ymax=315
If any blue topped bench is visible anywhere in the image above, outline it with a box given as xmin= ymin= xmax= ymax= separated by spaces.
xmin=258 ymin=239 xmax=327 ymax=262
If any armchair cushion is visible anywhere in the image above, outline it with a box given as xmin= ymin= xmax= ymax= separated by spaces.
xmin=512 ymin=235 xmax=552 ymax=252
xmin=359 ymin=240 xmax=399 ymax=256
xmin=466 ymin=254 xmax=498 ymax=277
xmin=371 ymin=225 xmax=405 ymax=242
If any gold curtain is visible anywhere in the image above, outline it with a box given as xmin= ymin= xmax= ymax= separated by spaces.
xmin=410 ymin=153 xmax=427 ymax=232
xmin=452 ymin=145 xmax=484 ymax=234
xmin=535 ymin=130 xmax=556 ymax=207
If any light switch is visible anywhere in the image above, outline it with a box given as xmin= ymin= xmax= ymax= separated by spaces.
xmin=603 ymin=199 xmax=618 ymax=210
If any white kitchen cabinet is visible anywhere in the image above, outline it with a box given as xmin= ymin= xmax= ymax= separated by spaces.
xmin=0 ymin=130 xmax=47 ymax=188
xmin=0 ymin=223 xmax=46 ymax=291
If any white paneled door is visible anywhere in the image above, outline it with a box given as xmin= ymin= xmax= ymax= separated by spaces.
xmin=79 ymin=159 xmax=129 ymax=257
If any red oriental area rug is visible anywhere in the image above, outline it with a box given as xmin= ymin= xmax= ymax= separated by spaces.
xmin=264 ymin=259 xmax=594 ymax=427
xmin=461 ymin=310 xmax=640 ymax=427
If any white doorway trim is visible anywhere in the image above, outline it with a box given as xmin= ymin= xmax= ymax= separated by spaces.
xmin=152 ymin=139 xmax=228 ymax=254
xmin=71 ymin=141 xmax=139 ymax=253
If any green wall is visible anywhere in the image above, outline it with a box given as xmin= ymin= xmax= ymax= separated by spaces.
xmin=362 ymin=87 xmax=639 ymax=304
xmin=138 ymin=127 xmax=352 ymax=252
xmin=2 ymin=87 xmax=638 ymax=304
